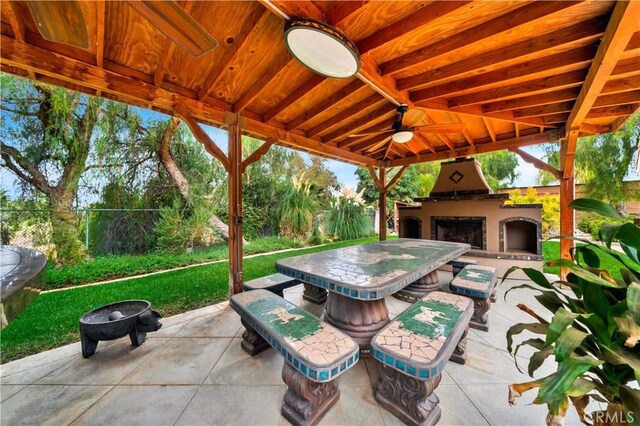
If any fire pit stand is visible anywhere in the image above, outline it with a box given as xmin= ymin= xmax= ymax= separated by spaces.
xmin=79 ymin=300 xmax=162 ymax=358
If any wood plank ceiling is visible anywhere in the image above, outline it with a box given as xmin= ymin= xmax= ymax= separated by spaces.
xmin=1 ymin=0 xmax=638 ymax=167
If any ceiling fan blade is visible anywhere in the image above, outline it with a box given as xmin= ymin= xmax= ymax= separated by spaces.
xmin=348 ymin=129 xmax=393 ymax=138
xmin=126 ymin=0 xmax=218 ymax=56
xmin=26 ymin=0 xmax=89 ymax=49
xmin=365 ymin=136 xmax=392 ymax=153
xmin=403 ymin=108 xmax=426 ymax=128
xmin=414 ymin=123 xmax=467 ymax=133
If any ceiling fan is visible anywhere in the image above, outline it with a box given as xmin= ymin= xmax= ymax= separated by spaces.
xmin=348 ymin=105 xmax=466 ymax=155
xmin=25 ymin=0 xmax=217 ymax=56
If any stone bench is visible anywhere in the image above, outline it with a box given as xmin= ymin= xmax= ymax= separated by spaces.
xmin=243 ymin=273 xmax=301 ymax=297
xmin=230 ymin=289 xmax=360 ymax=426
xmin=370 ymin=291 xmax=473 ymax=426
xmin=447 ymin=256 xmax=479 ymax=276
xmin=450 ymin=265 xmax=497 ymax=332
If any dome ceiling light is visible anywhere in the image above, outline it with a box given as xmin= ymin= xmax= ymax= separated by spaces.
xmin=284 ymin=19 xmax=360 ymax=78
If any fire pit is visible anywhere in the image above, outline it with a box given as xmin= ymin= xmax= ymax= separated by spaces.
xmin=79 ymin=300 xmax=162 ymax=358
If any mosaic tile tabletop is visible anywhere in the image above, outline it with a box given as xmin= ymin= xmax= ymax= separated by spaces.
xmin=276 ymin=239 xmax=470 ymax=300
xmin=370 ymin=292 xmax=473 ymax=379
xmin=231 ymin=289 xmax=359 ymax=382
xmin=450 ymin=265 xmax=497 ymax=298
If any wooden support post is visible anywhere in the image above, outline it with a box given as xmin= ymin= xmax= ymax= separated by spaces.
xmin=227 ymin=112 xmax=244 ymax=294
xmin=559 ymin=136 xmax=576 ymax=281
xmin=379 ymin=167 xmax=387 ymax=241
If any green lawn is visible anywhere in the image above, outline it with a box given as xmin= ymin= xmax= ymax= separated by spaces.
xmin=542 ymin=240 xmax=637 ymax=280
xmin=44 ymin=236 xmax=306 ymax=290
xmin=0 ymin=237 xmax=381 ymax=363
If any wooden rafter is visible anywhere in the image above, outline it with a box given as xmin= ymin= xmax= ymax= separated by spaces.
xmin=306 ymin=94 xmax=383 ymax=137
xmin=322 ymin=104 xmax=396 ymax=143
xmin=483 ymin=88 xmax=581 ymax=114
xmin=262 ymin=74 xmax=324 ymax=123
xmin=397 ymin=16 xmax=607 ymax=90
xmin=326 ymin=1 xmax=368 ymax=27
xmin=95 ymin=0 xmax=106 ymax=68
xmin=198 ymin=7 xmax=268 ymax=100
xmin=234 ymin=54 xmax=293 ymax=113
xmin=5 ymin=1 xmax=25 ymax=42
xmin=482 ymin=118 xmax=496 ymax=142
xmin=510 ymin=147 xmax=561 ymax=180
xmin=388 ymin=129 xmax=561 ymax=167
xmin=566 ymin=1 xmax=640 ymax=140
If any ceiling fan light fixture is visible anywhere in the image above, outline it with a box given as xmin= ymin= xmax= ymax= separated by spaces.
xmin=392 ymin=131 xmax=414 ymax=143
xmin=284 ymin=19 xmax=360 ymax=78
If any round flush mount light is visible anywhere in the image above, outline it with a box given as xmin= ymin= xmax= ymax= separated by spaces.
xmin=392 ymin=130 xmax=414 ymax=144
xmin=284 ymin=19 xmax=360 ymax=78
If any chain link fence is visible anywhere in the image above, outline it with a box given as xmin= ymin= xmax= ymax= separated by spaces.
xmin=1 ymin=209 xmax=161 ymax=258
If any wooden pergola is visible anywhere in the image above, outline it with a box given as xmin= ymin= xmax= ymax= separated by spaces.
xmin=1 ymin=1 xmax=639 ymax=292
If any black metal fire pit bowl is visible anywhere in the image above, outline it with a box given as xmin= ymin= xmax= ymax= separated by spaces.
xmin=79 ymin=300 xmax=162 ymax=358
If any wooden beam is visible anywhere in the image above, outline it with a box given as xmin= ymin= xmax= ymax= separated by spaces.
xmin=337 ymin=117 xmax=395 ymax=148
xmin=515 ymin=123 xmax=520 ymax=138
xmin=367 ymin=165 xmax=383 ymax=192
xmin=482 ymin=88 xmax=581 ymax=114
xmin=95 ymin=0 xmax=106 ymax=68
xmin=601 ymin=75 xmax=640 ymax=94
xmin=565 ymin=1 xmax=640 ymax=137
xmin=611 ymin=103 xmax=640 ymax=131
xmin=326 ymin=1 xmax=368 ymax=27
xmin=286 ymin=80 xmax=365 ymax=130
xmin=199 ymin=8 xmax=268 ymax=100
xmin=482 ymin=118 xmax=496 ymax=142
xmin=307 ymin=94 xmax=383 ymax=137
xmin=447 ymin=70 xmax=586 ymax=108
xmin=592 ymin=90 xmax=640 ymax=109
xmin=562 ymin=130 xmax=579 ymax=178
xmin=408 ymin=45 xmax=596 ymax=96
xmin=322 ymin=104 xmax=396 ymax=143
xmin=513 ymin=101 xmax=575 ymax=119
xmin=234 ymin=54 xmax=293 ymax=113
xmin=510 ymin=147 xmax=561 ymax=180
xmin=586 ymin=103 xmax=637 ymax=118
xmin=262 ymin=74 xmax=324 ymax=123
xmin=242 ymin=137 xmax=276 ymax=172
xmin=180 ymin=114 xmax=231 ymax=171
xmin=396 ymin=16 xmax=607 ymax=89
xmin=356 ymin=1 xmax=469 ymax=55
xmin=259 ymin=0 xmax=324 ymax=21
xmin=349 ymin=133 xmax=392 ymax=153
xmin=5 ymin=1 xmax=25 ymax=42
xmin=387 ymin=129 xmax=561 ymax=167
xmin=385 ymin=165 xmax=408 ymax=191
xmin=226 ymin=112 xmax=244 ymax=294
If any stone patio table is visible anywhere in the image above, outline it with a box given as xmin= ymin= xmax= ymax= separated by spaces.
xmin=276 ymin=238 xmax=469 ymax=352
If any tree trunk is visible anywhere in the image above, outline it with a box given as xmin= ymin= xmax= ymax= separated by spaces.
xmin=157 ymin=117 xmax=235 ymax=242
xmin=49 ymin=192 xmax=85 ymax=265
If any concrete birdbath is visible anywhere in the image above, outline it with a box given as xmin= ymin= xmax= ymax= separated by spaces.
xmin=79 ymin=300 xmax=162 ymax=358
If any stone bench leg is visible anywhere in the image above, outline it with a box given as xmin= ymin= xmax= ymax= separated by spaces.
xmin=470 ymin=297 xmax=491 ymax=332
xmin=394 ymin=270 xmax=439 ymax=302
xmin=449 ymin=325 xmax=469 ymax=365
xmin=240 ymin=318 xmax=270 ymax=356
xmin=303 ymin=284 xmax=328 ymax=305
xmin=281 ymin=361 xmax=340 ymax=426
xmin=490 ymin=287 xmax=497 ymax=304
xmin=374 ymin=363 xmax=442 ymax=426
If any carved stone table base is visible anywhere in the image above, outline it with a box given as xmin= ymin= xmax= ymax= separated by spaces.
xmin=323 ymin=292 xmax=389 ymax=353
xmin=470 ymin=297 xmax=491 ymax=332
xmin=490 ymin=287 xmax=497 ymax=304
xmin=449 ymin=326 xmax=469 ymax=365
xmin=374 ymin=363 xmax=442 ymax=426
xmin=303 ymin=284 xmax=328 ymax=305
xmin=240 ymin=318 xmax=269 ymax=356
xmin=394 ymin=270 xmax=440 ymax=303
xmin=281 ymin=361 xmax=340 ymax=426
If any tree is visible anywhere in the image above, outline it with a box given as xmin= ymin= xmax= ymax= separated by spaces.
xmin=475 ymin=151 xmax=519 ymax=189
xmin=0 ymin=75 xmax=113 ymax=264
xmin=537 ymin=114 xmax=640 ymax=211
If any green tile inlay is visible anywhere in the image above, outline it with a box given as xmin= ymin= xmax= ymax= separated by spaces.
xmin=397 ymin=299 xmax=464 ymax=340
xmin=246 ymin=298 xmax=321 ymax=340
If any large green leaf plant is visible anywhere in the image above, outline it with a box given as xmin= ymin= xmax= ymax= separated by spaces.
xmin=505 ymin=199 xmax=639 ymax=425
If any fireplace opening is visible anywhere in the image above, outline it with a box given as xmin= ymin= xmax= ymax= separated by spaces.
xmin=400 ymin=217 xmax=421 ymax=239
xmin=500 ymin=218 xmax=541 ymax=255
xmin=431 ymin=217 xmax=486 ymax=250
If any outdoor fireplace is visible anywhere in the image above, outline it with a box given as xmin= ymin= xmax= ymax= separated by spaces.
xmin=431 ymin=217 xmax=486 ymax=250
xmin=398 ymin=157 xmax=543 ymax=274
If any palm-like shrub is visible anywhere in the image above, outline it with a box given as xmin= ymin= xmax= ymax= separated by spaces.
xmin=505 ymin=199 xmax=639 ymax=425
xmin=325 ymin=188 xmax=373 ymax=240
xmin=277 ymin=177 xmax=315 ymax=240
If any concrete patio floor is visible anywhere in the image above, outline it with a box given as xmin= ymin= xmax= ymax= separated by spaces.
xmin=0 ymin=271 xmax=600 ymax=426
